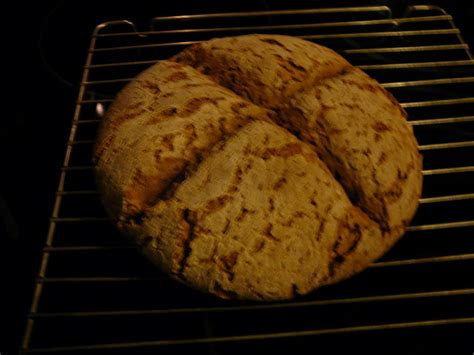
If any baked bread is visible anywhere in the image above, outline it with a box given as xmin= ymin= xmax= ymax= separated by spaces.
xmin=94 ymin=34 xmax=422 ymax=301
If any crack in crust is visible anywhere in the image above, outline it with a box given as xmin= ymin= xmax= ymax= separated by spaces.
xmin=206 ymin=195 xmax=234 ymax=212
xmin=327 ymin=217 xmax=363 ymax=279
xmin=253 ymin=239 xmax=266 ymax=253
xmin=222 ymin=219 xmax=231 ymax=234
xmin=260 ymin=38 xmax=292 ymax=53
xmin=180 ymin=97 xmax=226 ymax=117
xmin=164 ymin=71 xmax=189 ymax=83
xmin=121 ymin=210 xmax=147 ymax=229
xmin=236 ymin=207 xmax=255 ymax=222
xmin=315 ymin=209 xmax=330 ymax=242
xmin=261 ymin=143 xmax=304 ymax=160
xmin=264 ymin=223 xmax=281 ymax=242
xmin=327 ymin=253 xmax=345 ymax=279
xmin=217 ymin=251 xmax=239 ymax=282
xmin=178 ymin=208 xmax=197 ymax=276
xmin=273 ymin=177 xmax=287 ymax=191
xmin=140 ymin=80 xmax=161 ymax=95
xmin=292 ymin=283 xmax=303 ymax=298
xmin=130 ymin=118 xmax=261 ymax=211
xmin=213 ymin=281 xmax=239 ymax=299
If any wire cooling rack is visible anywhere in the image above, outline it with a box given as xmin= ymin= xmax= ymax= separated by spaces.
xmin=22 ymin=5 xmax=474 ymax=354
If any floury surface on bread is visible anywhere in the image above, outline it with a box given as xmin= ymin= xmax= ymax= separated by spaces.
xmin=94 ymin=34 xmax=423 ymax=301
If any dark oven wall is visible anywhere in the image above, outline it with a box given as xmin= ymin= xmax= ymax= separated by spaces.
xmin=3 ymin=1 xmax=473 ymax=354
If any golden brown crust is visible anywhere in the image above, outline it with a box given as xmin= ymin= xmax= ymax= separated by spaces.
xmin=95 ymin=34 xmax=422 ymax=301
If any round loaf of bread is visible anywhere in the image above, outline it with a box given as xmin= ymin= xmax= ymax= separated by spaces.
xmin=93 ymin=34 xmax=422 ymax=301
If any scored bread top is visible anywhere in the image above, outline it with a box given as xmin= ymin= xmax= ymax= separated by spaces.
xmin=173 ymin=34 xmax=349 ymax=109
xmin=280 ymin=67 xmax=421 ymax=236
xmin=174 ymin=34 xmax=422 ymax=237
xmin=138 ymin=120 xmax=383 ymax=300
xmin=94 ymin=60 xmax=273 ymax=222
xmin=94 ymin=34 xmax=422 ymax=301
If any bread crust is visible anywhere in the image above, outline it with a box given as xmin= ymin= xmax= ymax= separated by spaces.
xmin=94 ymin=34 xmax=422 ymax=300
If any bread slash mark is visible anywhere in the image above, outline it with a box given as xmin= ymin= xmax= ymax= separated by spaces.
xmin=138 ymin=156 xmax=189 ymax=205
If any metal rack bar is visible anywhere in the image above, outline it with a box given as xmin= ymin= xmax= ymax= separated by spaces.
xmin=80 ymin=76 xmax=474 ymax=88
xmin=31 ymin=252 xmax=474 ymax=286
xmin=90 ymin=29 xmax=462 ymax=53
xmin=24 ymin=317 xmax=474 ymax=353
xmin=381 ymin=77 xmax=474 ymax=88
xmin=418 ymin=141 xmax=474 ymax=151
xmin=94 ymin=15 xmax=453 ymax=37
xmin=21 ymin=15 xmax=101 ymax=355
xmin=400 ymin=97 xmax=474 ymax=108
xmin=29 ymin=288 xmax=474 ymax=318
xmin=149 ymin=7 xmax=392 ymax=21
xmin=422 ymin=166 xmax=474 ymax=175
xmin=359 ymin=59 xmax=474 ymax=70
xmin=344 ymin=44 xmax=469 ymax=54
xmin=410 ymin=115 xmax=474 ymax=125
xmin=84 ymin=58 xmax=474 ymax=71
xmin=406 ymin=221 xmax=474 ymax=231
xmin=419 ymin=193 xmax=474 ymax=203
